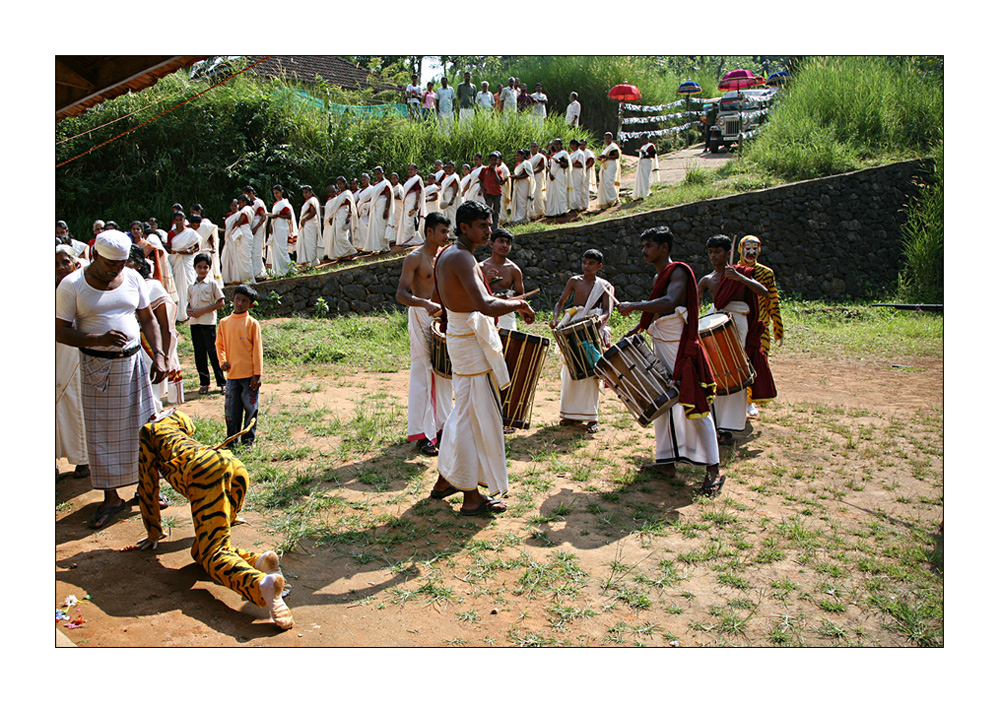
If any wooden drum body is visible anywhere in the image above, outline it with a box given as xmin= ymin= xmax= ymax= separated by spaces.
xmin=430 ymin=319 xmax=452 ymax=379
xmin=595 ymin=334 xmax=679 ymax=427
xmin=697 ymin=312 xmax=755 ymax=396
xmin=553 ymin=316 xmax=606 ymax=380
xmin=499 ymin=328 xmax=550 ymax=429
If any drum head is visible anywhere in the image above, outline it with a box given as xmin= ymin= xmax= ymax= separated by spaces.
xmin=698 ymin=312 xmax=730 ymax=332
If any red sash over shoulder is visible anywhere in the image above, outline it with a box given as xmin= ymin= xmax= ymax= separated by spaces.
xmin=714 ymin=265 xmax=777 ymax=401
xmin=640 ymin=261 xmax=716 ymax=419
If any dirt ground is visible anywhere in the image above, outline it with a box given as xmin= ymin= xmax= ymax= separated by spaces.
xmin=55 ymin=338 xmax=942 ymax=647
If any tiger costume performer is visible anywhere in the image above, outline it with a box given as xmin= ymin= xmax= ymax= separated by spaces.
xmin=136 ymin=408 xmax=293 ymax=630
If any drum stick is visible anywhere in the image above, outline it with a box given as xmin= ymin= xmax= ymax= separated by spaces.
xmin=730 ymin=235 xmax=736 ymax=266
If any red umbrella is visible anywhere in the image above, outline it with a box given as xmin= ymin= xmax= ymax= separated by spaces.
xmin=609 ymin=84 xmax=642 ymax=139
xmin=608 ymin=83 xmax=642 ymax=101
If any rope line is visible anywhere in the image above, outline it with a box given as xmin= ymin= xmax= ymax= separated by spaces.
xmin=56 ymin=56 xmax=272 ymax=169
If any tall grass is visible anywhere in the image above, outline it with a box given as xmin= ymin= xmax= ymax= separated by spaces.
xmin=896 ymin=143 xmax=944 ymax=303
xmin=744 ymin=56 xmax=943 ymax=180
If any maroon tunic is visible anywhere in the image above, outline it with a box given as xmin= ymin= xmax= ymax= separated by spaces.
xmin=713 ymin=265 xmax=777 ymax=401
xmin=639 ymin=261 xmax=716 ymax=419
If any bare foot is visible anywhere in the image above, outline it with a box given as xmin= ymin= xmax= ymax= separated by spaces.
xmin=259 ymin=573 xmax=293 ymax=630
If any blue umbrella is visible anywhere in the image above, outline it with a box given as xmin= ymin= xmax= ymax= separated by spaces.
xmin=767 ymin=71 xmax=790 ymax=87
xmin=676 ymin=82 xmax=703 ymax=148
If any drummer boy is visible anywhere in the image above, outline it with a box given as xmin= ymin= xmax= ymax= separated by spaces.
xmin=549 ymin=249 xmax=615 ymax=434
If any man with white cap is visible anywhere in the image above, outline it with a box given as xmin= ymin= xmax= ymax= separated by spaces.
xmin=56 ymin=230 xmax=167 ymax=530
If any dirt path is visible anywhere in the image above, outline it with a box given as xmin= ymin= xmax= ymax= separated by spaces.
xmin=55 ymin=341 xmax=942 ymax=647
xmin=618 ymin=143 xmax=735 ymax=191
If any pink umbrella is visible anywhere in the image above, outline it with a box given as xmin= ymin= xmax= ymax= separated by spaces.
xmin=717 ymin=70 xmax=765 ymax=151
xmin=718 ymin=69 xmax=764 ymax=92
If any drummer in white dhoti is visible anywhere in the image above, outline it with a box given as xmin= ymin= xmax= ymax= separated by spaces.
xmin=267 ymin=184 xmax=297 ymax=276
xmin=366 ymin=167 xmax=395 ymax=254
xmin=616 ymin=226 xmax=724 ymax=497
xmin=545 ymin=138 xmax=572 ymax=217
xmin=634 ymin=139 xmax=659 ymax=199
xmin=509 ymin=150 xmax=535 ymax=225
xmin=395 ymin=212 xmax=454 ymax=456
xmin=298 ymin=185 xmax=322 ymax=267
xmin=596 ymin=132 xmax=622 ymax=208
xmin=550 ymin=249 xmax=614 ymax=433
xmin=430 ymin=201 xmax=537 ymax=516
xmin=527 ymin=142 xmax=547 ymax=219
xmin=697 ymin=234 xmax=774 ymax=440
xmin=395 ymin=164 xmax=426 ymax=247
xmin=439 ymin=161 xmax=462 ymax=227
xmin=479 ymin=229 xmax=524 ymax=331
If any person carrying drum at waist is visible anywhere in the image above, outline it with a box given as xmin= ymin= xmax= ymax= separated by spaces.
xmin=479 ymin=229 xmax=525 ymax=331
xmin=698 ymin=234 xmax=776 ymax=443
xmin=550 ymin=248 xmax=614 ymax=434
xmin=616 ymin=226 xmax=725 ymax=498
xmin=395 ymin=211 xmax=455 ymax=457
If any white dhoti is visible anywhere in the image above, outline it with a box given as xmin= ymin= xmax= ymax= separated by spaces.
xmin=648 ymin=309 xmax=720 ymax=466
xmin=497 ymin=311 xmax=517 ymax=331
xmin=709 ymin=301 xmax=751 ymax=432
xmin=299 ymin=218 xmax=321 ymax=266
xmin=407 ymin=307 xmax=454 ymax=443
xmin=56 ymin=342 xmax=89 ymax=466
xmin=168 ymin=252 xmax=195 ymax=321
xmin=597 ymin=144 xmax=621 ymax=208
xmin=396 ymin=194 xmax=423 ymax=246
xmin=635 ymin=156 xmax=655 ymax=198
xmin=437 ymin=310 xmax=510 ymax=497
xmin=528 ymin=157 xmax=546 ymax=219
xmin=268 ymin=220 xmax=295 ymax=276
xmin=559 ymin=366 xmax=601 ymax=422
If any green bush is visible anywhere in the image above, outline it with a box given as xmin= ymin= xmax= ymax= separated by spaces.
xmin=896 ymin=143 xmax=943 ymax=303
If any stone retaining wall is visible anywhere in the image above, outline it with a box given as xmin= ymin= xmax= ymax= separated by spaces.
xmin=229 ymin=159 xmax=928 ymax=316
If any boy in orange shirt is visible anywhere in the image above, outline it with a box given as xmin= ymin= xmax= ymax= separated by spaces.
xmin=215 ymin=285 xmax=263 ymax=448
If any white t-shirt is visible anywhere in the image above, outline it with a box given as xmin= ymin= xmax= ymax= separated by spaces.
xmin=55 ymin=267 xmax=150 ymax=351
xmin=476 ymin=91 xmax=495 ymax=109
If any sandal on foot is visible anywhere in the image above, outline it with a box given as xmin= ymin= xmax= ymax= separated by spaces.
xmin=417 ymin=439 xmax=439 ymax=456
xmin=430 ymin=483 xmax=461 ymax=500
xmin=460 ymin=497 xmax=507 ymax=516
xmin=698 ymin=475 xmax=727 ymax=498
xmin=198 ymin=386 xmax=209 ymax=395
xmin=88 ymin=500 xmax=130 ymax=529
xmin=585 ymin=422 xmax=599 ymax=434
xmin=717 ymin=431 xmax=734 ymax=445
xmin=559 ymin=419 xmax=575 ymax=427
xmin=72 ymin=465 xmax=91 ymax=479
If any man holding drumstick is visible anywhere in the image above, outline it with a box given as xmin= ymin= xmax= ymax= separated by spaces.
xmin=616 ymin=226 xmax=724 ymax=497
xmin=698 ymin=234 xmax=776 ymax=443
xmin=430 ymin=201 xmax=536 ymax=515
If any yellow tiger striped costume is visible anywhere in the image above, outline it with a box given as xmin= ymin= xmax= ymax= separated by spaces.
xmin=750 ymin=262 xmax=783 ymax=355
xmin=138 ymin=409 xmax=272 ymax=613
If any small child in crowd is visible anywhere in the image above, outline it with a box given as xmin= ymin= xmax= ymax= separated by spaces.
xmin=216 ymin=284 xmax=263 ymax=447
xmin=187 ymin=253 xmax=226 ymax=394
xmin=550 ymin=248 xmax=615 ymax=434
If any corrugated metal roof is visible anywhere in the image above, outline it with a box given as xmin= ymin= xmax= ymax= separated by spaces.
xmin=56 ymin=55 xmax=208 ymax=121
